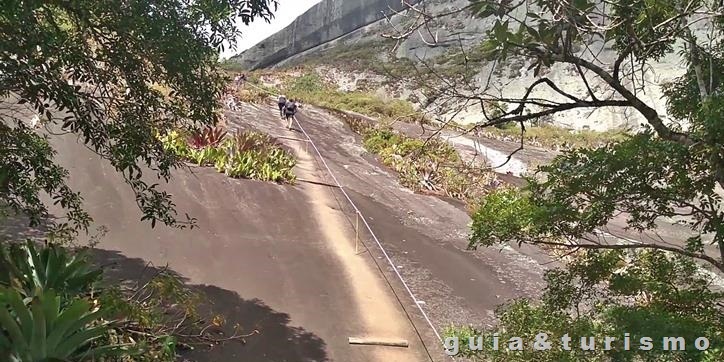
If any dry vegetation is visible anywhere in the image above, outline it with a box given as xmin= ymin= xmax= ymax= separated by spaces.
xmin=344 ymin=115 xmax=497 ymax=205
xmin=446 ymin=120 xmax=628 ymax=150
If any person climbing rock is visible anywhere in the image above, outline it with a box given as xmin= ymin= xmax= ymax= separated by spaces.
xmin=277 ymin=95 xmax=287 ymax=118
xmin=283 ymin=98 xmax=298 ymax=130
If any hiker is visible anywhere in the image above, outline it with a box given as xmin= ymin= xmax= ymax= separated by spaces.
xmin=234 ymin=73 xmax=246 ymax=88
xmin=277 ymin=94 xmax=287 ymax=118
xmin=283 ymin=98 xmax=298 ymax=130
xmin=225 ymin=93 xmax=239 ymax=111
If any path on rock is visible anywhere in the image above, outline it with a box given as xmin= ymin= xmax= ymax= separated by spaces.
xmin=237 ymin=100 xmax=723 ymax=354
xmin=269 ymin=116 xmax=431 ymax=362
xmin=40 ymin=105 xmax=430 ymax=361
xmin=230 ymin=102 xmax=552 ymax=359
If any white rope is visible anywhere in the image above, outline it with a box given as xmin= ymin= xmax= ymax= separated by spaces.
xmin=291 ymin=115 xmax=450 ymax=349
xmin=239 ymin=81 xmax=451 ymax=358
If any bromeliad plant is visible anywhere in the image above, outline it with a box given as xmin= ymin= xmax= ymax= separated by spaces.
xmin=159 ymin=130 xmax=191 ymax=159
xmin=160 ymin=127 xmax=297 ymax=183
xmin=219 ymin=131 xmax=296 ymax=182
xmin=0 ymin=287 xmax=127 ymax=362
xmin=0 ymin=242 xmax=133 ymax=362
xmin=187 ymin=126 xmax=228 ymax=150
xmin=159 ymin=126 xmax=224 ymax=166
xmin=159 ymin=126 xmax=228 ymax=166
xmin=0 ymin=240 xmax=102 ymax=298
xmin=184 ymin=126 xmax=229 ymax=166
xmin=189 ymin=146 xmax=227 ymax=167
xmin=0 ymin=240 xmax=253 ymax=362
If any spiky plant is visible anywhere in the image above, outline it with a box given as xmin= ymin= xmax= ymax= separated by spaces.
xmin=186 ymin=126 xmax=227 ymax=149
xmin=0 ymin=241 xmax=102 ymax=298
xmin=0 ymin=287 xmax=129 ymax=362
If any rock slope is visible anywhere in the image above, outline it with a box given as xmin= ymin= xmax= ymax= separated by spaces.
xmin=231 ymin=0 xmax=422 ymax=69
xmin=232 ymin=0 xmax=698 ymax=131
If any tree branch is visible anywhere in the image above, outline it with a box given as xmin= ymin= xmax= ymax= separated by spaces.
xmin=477 ymin=98 xmax=630 ymax=128
xmin=531 ymin=239 xmax=724 ymax=272
xmin=549 ymin=51 xmax=695 ymax=146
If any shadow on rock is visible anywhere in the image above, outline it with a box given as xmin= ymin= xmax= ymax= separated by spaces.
xmin=92 ymin=248 xmax=329 ymax=362
xmin=0 ymin=212 xmax=54 ymax=241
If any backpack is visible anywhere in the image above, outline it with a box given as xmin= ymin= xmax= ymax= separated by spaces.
xmin=285 ymin=101 xmax=297 ymax=114
xmin=278 ymin=96 xmax=287 ymax=104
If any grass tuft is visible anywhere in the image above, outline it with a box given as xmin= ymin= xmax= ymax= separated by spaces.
xmin=344 ymin=117 xmax=497 ymax=203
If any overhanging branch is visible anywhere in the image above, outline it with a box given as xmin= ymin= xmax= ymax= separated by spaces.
xmin=532 ymin=239 xmax=724 ymax=272
xmin=476 ymin=98 xmax=630 ymax=128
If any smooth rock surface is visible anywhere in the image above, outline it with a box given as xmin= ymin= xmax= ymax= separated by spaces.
xmin=230 ymin=0 xmax=422 ymax=69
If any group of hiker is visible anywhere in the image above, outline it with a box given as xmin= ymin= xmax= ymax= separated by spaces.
xmin=223 ymin=73 xmax=301 ymax=130
xmin=277 ymin=94 xmax=299 ymax=130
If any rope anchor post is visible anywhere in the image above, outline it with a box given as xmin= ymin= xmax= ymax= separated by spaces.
xmin=355 ymin=212 xmax=360 ymax=254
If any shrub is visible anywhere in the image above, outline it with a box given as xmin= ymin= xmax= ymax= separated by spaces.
xmin=220 ymin=131 xmax=296 ymax=183
xmin=235 ymin=87 xmax=268 ymax=104
xmin=0 ymin=287 xmax=126 ymax=362
xmin=286 ymin=73 xmax=326 ymax=98
xmin=218 ymin=59 xmax=246 ymax=73
xmin=281 ymin=72 xmax=422 ymax=123
xmin=345 ymin=116 xmax=373 ymax=134
xmin=477 ymin=124 xmax=626 ymax=150
xmin=354 ymin=125 xmax=496 ymax=203
xmin=160 ymin=128 xmax=296 ymax=183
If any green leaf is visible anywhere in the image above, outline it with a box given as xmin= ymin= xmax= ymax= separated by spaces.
xmin=55 ymin=325 xmax=108 ymax=358
xmin=44 ymin=248 xmax=63 ymax=290
xmin=5 ymin=289 xmax=33 ymax=341
xmin=45 ymin=300 xmax=96 ymax=351
xmin=524 ymin=25 xmax=540 ymax=40
xmin=0 ymin=290 xmax=29 ymax=352
xmin=30 ymin=296 xmax=48 ymax=359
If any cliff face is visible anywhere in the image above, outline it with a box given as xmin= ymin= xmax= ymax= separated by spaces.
xmin=230 ymin=0 xmax=422 ymax=70
xmin=232 ymin=0 xmax=695 ymax=132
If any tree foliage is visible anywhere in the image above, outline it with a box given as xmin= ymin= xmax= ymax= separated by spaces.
xmin=380 ymin=0 xmax=724 ymax=359
xmin=460 ymin=0 xmax=724 ymax=265
xmin=1 ymin=0 xmax=277 ymax=231
xmin=471 ymin=132 xmax=723 ymax=271
xmin=447 ymin=249 xmax=724 ymax=361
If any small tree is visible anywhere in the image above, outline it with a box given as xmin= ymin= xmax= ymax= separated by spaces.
xmin=1 ymin=0 xmax=277 ymax=232
xmin=1 ymin=2 xmax=279 ymax=359
xmin=385 ymin=0 xmax=723 ymax=359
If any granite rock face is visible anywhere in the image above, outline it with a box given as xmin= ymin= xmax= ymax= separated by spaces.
xmin=231 ymin=0 xmax=700 ymax=132
xmin=230 ymin=0 xmax=422 ymax=70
